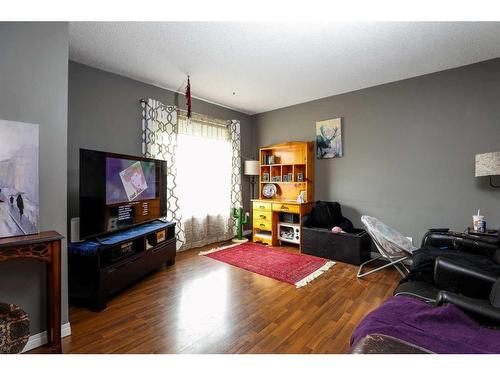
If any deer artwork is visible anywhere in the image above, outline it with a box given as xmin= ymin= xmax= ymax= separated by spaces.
xmin=316 ymin=123 xmax=340 ymax=158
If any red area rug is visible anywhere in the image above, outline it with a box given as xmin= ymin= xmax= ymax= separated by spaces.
xmin=200 ymin=242 xmax=335 ymax=288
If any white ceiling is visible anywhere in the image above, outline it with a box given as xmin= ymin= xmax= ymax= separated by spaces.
xmin=69 ymin=22 xmax=500 ymax=115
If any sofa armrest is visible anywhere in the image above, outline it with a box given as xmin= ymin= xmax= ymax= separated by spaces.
xmin=434 ymin=257 xmax=497 ymax=299
xmin=436 ymin=290 xmax=500 ymax=326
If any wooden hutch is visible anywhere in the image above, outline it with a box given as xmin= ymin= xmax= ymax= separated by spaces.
xmin=252 ymin=141 xmax=314 ymax=250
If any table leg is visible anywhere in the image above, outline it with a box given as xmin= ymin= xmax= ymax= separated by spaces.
xmin=50 ymin=240 xmax=62 ymax=353
xmin=46 ymin=260 xmax=54 ymax=347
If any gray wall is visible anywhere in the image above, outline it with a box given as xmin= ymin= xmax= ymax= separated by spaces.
xmin=0 ymin=22 xmax=69 ymax=334
xmin=68 ymin=62 xmax=255 ymax=234
xmin=253 ymin=58 xmax=500 ymax=244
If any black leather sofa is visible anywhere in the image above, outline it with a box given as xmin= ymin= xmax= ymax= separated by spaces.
xmin=301 ymin=201 xmax=371 ymax=265
xmin=394 ymin=228 xmax=500 ymax=324
xmin=352 ymin=228 xmax=500 ymax=353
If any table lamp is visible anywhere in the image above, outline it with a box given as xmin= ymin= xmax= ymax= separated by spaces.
xmin=475 ymin=152 xmax=500 ymax=188
xmin=244 ymin=160 xmax=260 ymax=199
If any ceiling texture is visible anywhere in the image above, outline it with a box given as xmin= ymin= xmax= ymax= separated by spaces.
xmin=69 ymin=22 xmax=500 ymax=115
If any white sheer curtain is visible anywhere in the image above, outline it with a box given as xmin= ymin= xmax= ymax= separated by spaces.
xmin=142 ymin=99 xmax=241 ymax=251
xmin=177 ymin=112 xmax=235 ymax=249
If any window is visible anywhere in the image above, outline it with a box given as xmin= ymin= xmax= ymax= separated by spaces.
xmin=176 ymin=113 xmax=232 ymax=220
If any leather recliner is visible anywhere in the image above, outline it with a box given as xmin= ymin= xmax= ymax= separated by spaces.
xmin=394 ymin=228 xmax=500 ymax=324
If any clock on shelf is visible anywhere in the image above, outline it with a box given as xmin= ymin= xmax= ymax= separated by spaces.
xmin=262 ymin=183 xmax=277 ymax=198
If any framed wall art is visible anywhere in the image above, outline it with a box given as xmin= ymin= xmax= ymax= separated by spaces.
xmin=0 ymin=119 xmax=39 ymax=238
xmin=316 ymin=117 xmax=342 ymax=159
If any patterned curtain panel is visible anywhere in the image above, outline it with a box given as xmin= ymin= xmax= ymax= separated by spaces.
xmin=141 ymin=99 xmax=186 ymax=250
xmin=229 ymin=120 xmax=242 ymax=236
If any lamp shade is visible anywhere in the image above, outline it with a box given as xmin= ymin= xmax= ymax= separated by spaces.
xmin=244 ymin=160 xmax=259 ymax=176
xmin=475 ymin=152 xmax=500 ymax=177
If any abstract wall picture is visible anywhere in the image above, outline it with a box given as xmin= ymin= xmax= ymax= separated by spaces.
xmin=0 ymin=120 xmax=39 ymax=238
xmin=316 ymin=117 xmax=342 ymax=159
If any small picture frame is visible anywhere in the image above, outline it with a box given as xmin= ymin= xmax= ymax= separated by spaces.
xmin=262 ymin=172 xmax=270 ymax=182
xmin=297 ymin=172 xmax=304 ymax=182
xmin=157 ymin=230 xmax=166 ymax=243
xmin=282 ymin=175 xmax=288 ymax=182
xmin=269 ymin=155 xmax=276 ymax=165
xmin=288 ymin=172 xmax=293 ymax=182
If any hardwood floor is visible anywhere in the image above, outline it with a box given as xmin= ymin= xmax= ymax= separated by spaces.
xmin=30 ymin=242 xmax=399 ymax=354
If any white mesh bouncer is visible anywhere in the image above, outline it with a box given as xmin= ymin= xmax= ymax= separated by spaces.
xmin=358 ymin=215 xmax=417 ymax=278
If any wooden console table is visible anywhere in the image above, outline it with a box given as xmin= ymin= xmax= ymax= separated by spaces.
xmin=0 ymin=231 xmax=63 ymax=353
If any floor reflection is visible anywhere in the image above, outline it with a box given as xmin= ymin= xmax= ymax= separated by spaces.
xmin=175 ymin=268 xmax=229 ymax=350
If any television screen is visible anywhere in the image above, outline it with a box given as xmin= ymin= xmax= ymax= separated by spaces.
xmin=79 ymin=149 xmax=167 ymax=239
xmin=105 ymin=157 xmax=157 ymax=204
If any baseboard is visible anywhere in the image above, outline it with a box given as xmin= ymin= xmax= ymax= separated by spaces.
xmin=22 ymin=322 xmax=71 ymax=353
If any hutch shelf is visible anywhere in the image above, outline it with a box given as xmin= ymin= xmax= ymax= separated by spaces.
xmin=252 ymin=141 xmax=314 ymax=250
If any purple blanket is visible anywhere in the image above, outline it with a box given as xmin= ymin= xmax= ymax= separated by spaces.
xmin=351 ymin=296 xmax=500 ymax=354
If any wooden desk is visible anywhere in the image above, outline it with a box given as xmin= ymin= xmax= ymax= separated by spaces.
xmin=0 ymin=231 xmax=63 ymax=353
xmin=252 ymin=199 xmax=312 ymax=250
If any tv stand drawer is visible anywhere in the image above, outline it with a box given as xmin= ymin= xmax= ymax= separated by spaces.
xmin=104 ymin=253 xmax=147 ymax=295
xmin=147 ymin=240 xmax=176 ymax=271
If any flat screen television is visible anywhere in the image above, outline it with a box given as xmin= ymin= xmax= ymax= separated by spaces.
xmin=79 ymin=149 xmax=167 ymax=239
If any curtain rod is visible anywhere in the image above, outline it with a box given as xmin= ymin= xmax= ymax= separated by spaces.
xmin=179 ymin=112 xmax=229 ymax=130
xmin=140 ymin=99 xmax=230 ymax=128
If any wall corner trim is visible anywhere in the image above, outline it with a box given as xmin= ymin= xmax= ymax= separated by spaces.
xmin=22 ymin=322 xmax=72 ymax=353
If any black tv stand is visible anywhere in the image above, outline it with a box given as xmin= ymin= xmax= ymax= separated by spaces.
xmin=68 ymin=221 xmax=176 ymax=311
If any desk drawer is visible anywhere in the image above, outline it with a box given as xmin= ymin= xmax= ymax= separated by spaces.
xmin=272 ymin=203 xmax=300 ymax=214
xmin=253 ymin=210 xmax=272 ymax=221
xmin=253 ymin=220 xmax=272 ymax=231
xmin=253 ymin=201 xmax=272 ymax=211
